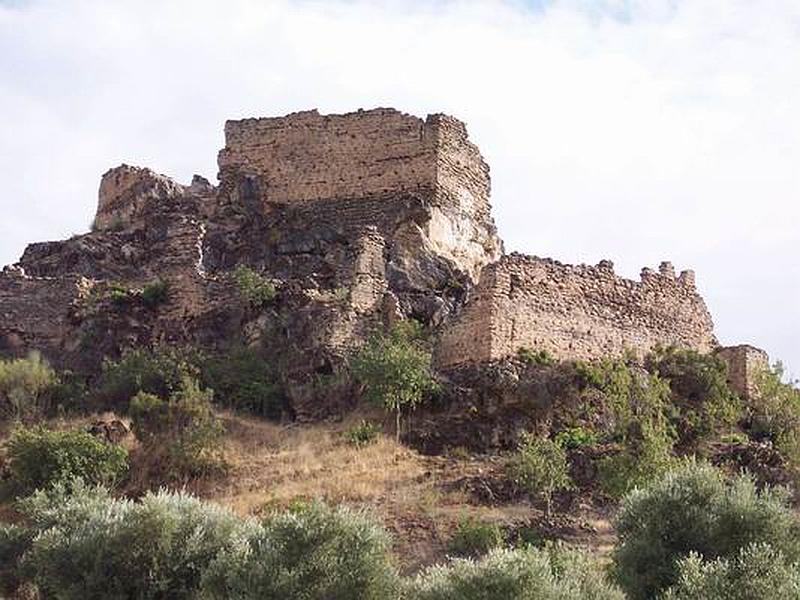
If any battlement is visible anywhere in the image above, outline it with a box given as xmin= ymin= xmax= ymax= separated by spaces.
xmin=435 ymin=253 xmax=717 ymax=367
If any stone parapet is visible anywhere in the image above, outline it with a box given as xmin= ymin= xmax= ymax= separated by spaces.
xmin=436 ymin=253 xmax=717 ymax=367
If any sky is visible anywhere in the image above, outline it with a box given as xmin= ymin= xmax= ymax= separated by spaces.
xmin=0 ymin=0 xmax=798 ymax=376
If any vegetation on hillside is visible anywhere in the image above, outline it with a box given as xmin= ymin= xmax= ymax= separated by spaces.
xmin=0 ymin=343 xmax=798 ymax=598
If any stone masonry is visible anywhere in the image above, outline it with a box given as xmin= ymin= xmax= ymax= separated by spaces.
xmin=0 ymin=107 xmax=769 ymax=411
xmin=715 ymin=345 xmax=770 ymax=401
xmin=435 ymin=254 xmax=717 ymax=367
xmin=217 ymin=108 xmax=502 ymax=280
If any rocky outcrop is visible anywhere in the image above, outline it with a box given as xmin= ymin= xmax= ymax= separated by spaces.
xmin=0 ymin=107 xmax=765 ymax=420
xmin=94 ymin=165 xmax=186 ymax=230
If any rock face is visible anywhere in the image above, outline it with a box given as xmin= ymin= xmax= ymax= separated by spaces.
xmin=95 ymin=165 xmax=186 ymax=230
xmin=0 ymin=107 xmax=768 ymax=417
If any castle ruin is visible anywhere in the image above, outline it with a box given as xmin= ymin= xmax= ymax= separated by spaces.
xmin=0 ymin=108 xmax=764 ymax=407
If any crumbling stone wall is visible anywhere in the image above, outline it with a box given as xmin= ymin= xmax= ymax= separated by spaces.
xmin=218 ymin=108 xmax=438 ymax=205
xmin=0 ymin=269 xmax=88 ymax=359
xmin=436 ymin=254 xmax=717 ymax=367
xmin=716 ymin=345 xmax=770 ymax=401
xmin=217 ymin=108 xmax=501 ymax=279
xmin=95 ymin=165 xmax=185 ymax=230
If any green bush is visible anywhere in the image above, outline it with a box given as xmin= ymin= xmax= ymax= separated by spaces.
xmin=576 ymin=358 xmax=673 ymax=443
xmin=5 ymin=426 xmax=128 ymax=495
xmin=345 ymin=419 xmax=382 ymax=448
xmin=0 ymin=524 xmax=31 ymax=596
xmin=662 ymin=542 xmax=800 ymax=600
xmin=130 ymin=377 xmax=224 ymax=477
xmin=108 ymin=280 xmax=169 ymax=309
xmin=202 ymin=503 xmax=399 ymax=599
xmin=576 ymin=358 xmax=678 ymax=496
xmin=612 ymin=460 xmax=800 ymax=600
xmin=645 ymin=346 xmax=741 ymax=444
xmin=0 ymin=353 xmax=57 ymax=422
xmin=507 ymin=433 xmax=572 ymax=516
xmin=96 ymin=347 xmax=199 ymax=410
xmin=448 ymin=517 xmax=504 ymax=558
xmin=352 ymin=321 xmax=439 ymax=442
xmin=517 ymin=347 xmax=555 ymax=366
xmin=201 ymin=346 xmax=284 ymax=419
xmin=233 ymin=265 xmax=276 ymax=308
xmin=748 ymin=363 xmax=800 ymax=453
xmin=15 ymin=483 xmax=255 ymax=600
xmin=140 ymin=279 xmax=170 ymax=308
xmin=599 ymin=422 xmax=676 ymax=498
xmin=554 ymin=426 xmax=598 ymax=450
xmin=406 ymin=544 xmax=624 ymax=600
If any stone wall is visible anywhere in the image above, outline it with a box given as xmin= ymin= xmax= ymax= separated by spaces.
xmin=436 ymin=254 xmax=717 ymax=367
xmin=217 ymin=108 xmax=501 ymax=279
xmin=218 ymin=108 xmax=438 ymax=205
xmin=716 ymin=345 xmax=770 ymax=401
xmin=0 ymin=268 xmax=87 ymax=360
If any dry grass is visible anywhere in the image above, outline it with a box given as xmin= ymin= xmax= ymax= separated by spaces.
xmin=206 ymin=412 xmax=428 ymax=515
xmin=0 ymin=410 xmax=617 ymax=571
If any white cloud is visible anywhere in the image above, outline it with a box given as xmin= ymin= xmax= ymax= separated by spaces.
xmin=0 ymin=0 xmax=798 ymax=374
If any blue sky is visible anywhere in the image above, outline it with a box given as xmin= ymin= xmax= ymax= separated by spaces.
xmin=0 ymin=0 xmax=798 ymax=375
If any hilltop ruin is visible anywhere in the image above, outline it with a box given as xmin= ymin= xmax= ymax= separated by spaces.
xmin=0 ymin=108 xmax=765 ymax=413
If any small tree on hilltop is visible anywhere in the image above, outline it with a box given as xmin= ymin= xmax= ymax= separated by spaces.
xmin=352 ymin=321 xmax=438 ymax=442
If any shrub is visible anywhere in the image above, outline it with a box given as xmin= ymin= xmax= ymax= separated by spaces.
xmin=201 ymin=346 xmax=284 ymax=419
xmin=612 ymin=460 xmax=800 ymax=600
xmin=352 ymin=321 xmax=439 ymax=442
xmin=748 ymin=362 xmax=800 ymax=437
xmin=661 ymin=542 xmax=800 ymax=600
xmin=507 ymin=433 xmax=572 ymax=517
xmin=95 ymin=347 xmax=199 ymax=410
xmin=140 ymin=279 xmax=169 ymax=308
xmin=0 ymin=524 xmax=31 ymax=596
xmin=645 ymin=346 xmax=741 ymax=444
xmin=5 ymin=426 xmax=128 ymax=494
xmin=406 ymin=544 xmax=624 ymax=600
xmin=448 ymin=516 xmax=504 ymax=558
xmin=345 ymin=419 xmax=381 ymax=448
xmin=576 ymin=358 xmax=673 ymax=442
xmin=202 ymin=503 xmax=399 ymax=599
xmin=577 ymin=358 xmax=678 ymax=495
xmin=554 ymin=426 xmax=598 ymax=450
xmin=599 ymin=422 xmax=676 ymax=498
xmin=517 ymin=347 xmax=555 ymax=366
xmin=233 ymin=265 xmax=276 ymax=308
xmin=130 ymin=377 xmax=224 ymax=477
xmin=15 ymin=483 xmax=255 ymax=600
xmin=0 ymin=353 xmax=57 ymax=422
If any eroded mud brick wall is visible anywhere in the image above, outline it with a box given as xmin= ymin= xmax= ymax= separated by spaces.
xmin=436 ymin=254 xmax=717 ymax=367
